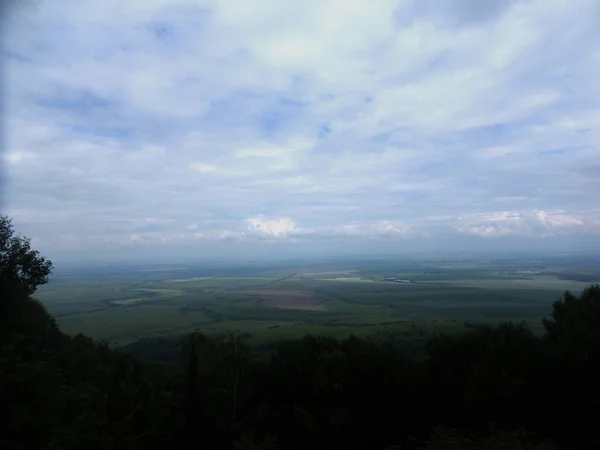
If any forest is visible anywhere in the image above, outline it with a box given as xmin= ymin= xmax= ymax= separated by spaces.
xmin=2 ymin=215 xmax=600 ymax=450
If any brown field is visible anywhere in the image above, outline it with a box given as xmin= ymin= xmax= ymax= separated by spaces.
xmin=237 ymin=290 xmax=329 ymax=311
xmin=300 ymin=271 xmax=357 ymax=277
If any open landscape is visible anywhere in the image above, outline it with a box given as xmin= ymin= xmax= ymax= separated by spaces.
xmin=36 ymin=254 xmax=600 ymax=351
xmin=5 ymin=0 xmax=600 ymax=447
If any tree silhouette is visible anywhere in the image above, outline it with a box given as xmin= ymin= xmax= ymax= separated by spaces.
xmin=0 ymin=215 xmax=53 ymax=297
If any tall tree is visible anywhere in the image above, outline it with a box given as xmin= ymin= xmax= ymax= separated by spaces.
xmin=540 ymin=285 xmax=600 ymax=449
xmin=220 ymin=334 xmax=252 ymax=429
xmin=0 ymin=215 xmax=53 ymax=297
xmin=543 ymin=284 xmax=600 ymax=361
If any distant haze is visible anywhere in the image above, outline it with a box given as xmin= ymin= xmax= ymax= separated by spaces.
xmin=3 ymin=0 xmax=600 ymax=263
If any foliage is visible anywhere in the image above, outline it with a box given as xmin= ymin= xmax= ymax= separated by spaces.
xmin=1 ymin=215 xmax=53 ymax=297
xmin=420 ymin=427 xmax=558 ymax=450
xmin=543 ymin=284 xmax=600 ymax=360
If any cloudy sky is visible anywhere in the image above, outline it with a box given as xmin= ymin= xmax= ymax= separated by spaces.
xmin=2 ymin=0 xmax=600 ymax=262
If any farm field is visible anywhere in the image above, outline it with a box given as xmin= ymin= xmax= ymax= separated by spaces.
xmin=35 ymin=255 xmax=600 ymax=348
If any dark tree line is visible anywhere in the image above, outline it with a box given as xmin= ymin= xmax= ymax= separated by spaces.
xmin=2 ymin=215 xmax=600 ymax=449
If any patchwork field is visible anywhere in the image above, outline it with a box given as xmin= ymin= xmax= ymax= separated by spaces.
xmin=234 ymin=290 xmax=329 ymax=310
xmin=36 ymin=255 xmax=600 ymax=348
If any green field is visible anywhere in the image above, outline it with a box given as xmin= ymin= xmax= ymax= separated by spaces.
xmin=35 ymin=256 xmax=600 ymax=348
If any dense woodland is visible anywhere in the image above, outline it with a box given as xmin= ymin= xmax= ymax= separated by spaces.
xmin=2 ymin=215 xmax=600 ymax=450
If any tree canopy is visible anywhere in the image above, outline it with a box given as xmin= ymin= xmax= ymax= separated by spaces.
xmin=0 ymin=215 xmax=53 ymax=296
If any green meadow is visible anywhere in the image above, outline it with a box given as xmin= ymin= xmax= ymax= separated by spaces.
xmin=36 ymin=256 xmax=600 ymax=347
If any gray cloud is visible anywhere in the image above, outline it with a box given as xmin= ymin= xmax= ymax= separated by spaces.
xmin=397 ymin=0 xmax=521 ymax=28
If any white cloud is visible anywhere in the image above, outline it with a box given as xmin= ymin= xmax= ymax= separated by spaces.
xmin=190 ymin=162 xmax=218 ymax=173
xmin=333 ymin=221 xmax=413 ymax=238
xmin=4 ymin=152 xmax=32 ymax=165
xmin=534 ymin=210 xmax=584 ymax=228
xmin=235 ymin=147 xmax=285 ymax=158
xmin=455 ymin=210 xmax=591 ymax=238
xmin=242 ymin=217 xmax=414 ymax=241
xmin=246 ymin=216 xmax=297 ymax=238
xmin=476 ymin=146 xmax=523 ymax=160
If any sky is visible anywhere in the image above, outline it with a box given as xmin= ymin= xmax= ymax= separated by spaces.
xmin=2 ymin=0 xmax=600 ymax=263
